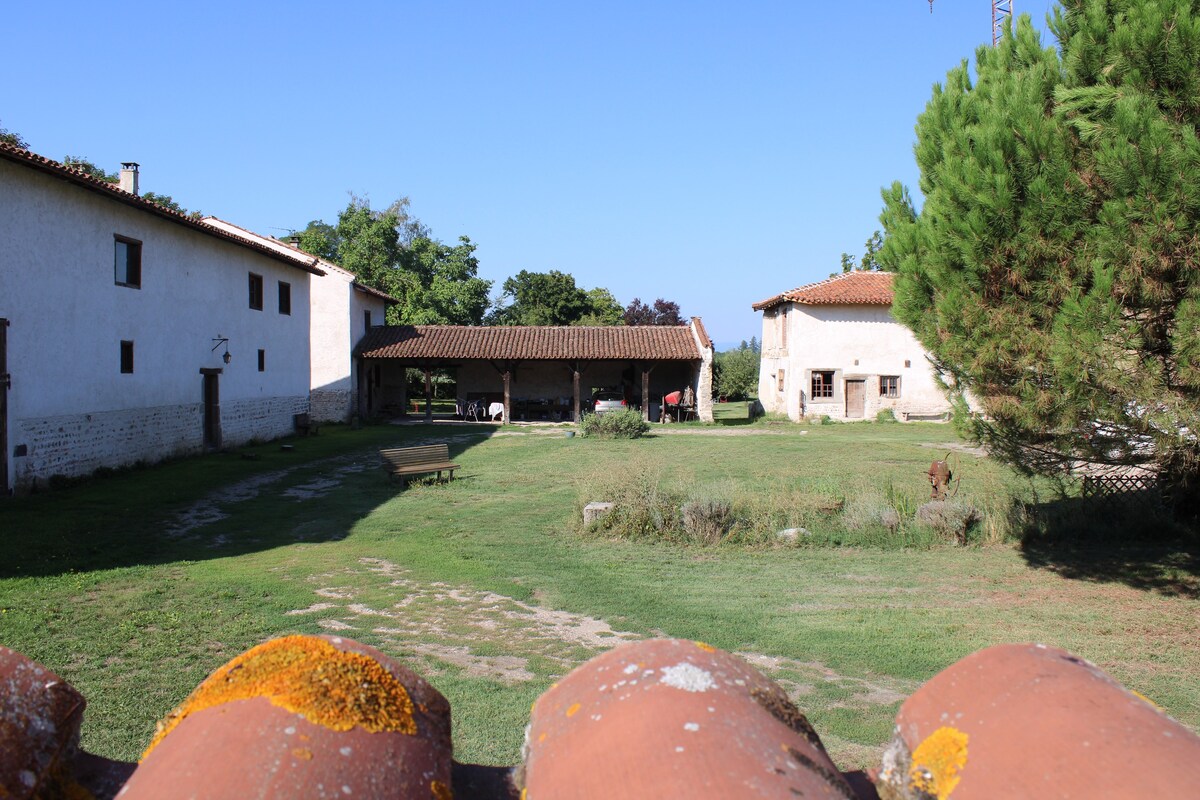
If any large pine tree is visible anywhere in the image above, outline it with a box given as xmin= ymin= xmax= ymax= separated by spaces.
xmin=880 ymin=0 xmax=1200 ymax=510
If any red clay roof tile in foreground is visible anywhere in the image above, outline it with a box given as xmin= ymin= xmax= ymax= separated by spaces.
xmin=357 ymin=324 xmax=705 ymax=361
xmin=5 ymin=637 xmax=1200 ymax=800
xmin=0 ymin=143 xmax=324 ymax=276
xmin=752 ymin=271 xmax=894 ymax=311
xmin=880 ymin=643 xmax=1200 ymax=799
xmin=523 ymin=639 xmax=854 ymax=798
xmin=120 ymin=636 xmax=453 ymax=800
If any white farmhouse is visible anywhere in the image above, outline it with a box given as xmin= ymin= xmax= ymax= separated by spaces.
xmin=752 ymin=271 xmax=952 ymax=422
xmin=0 ymin=144 xmax=325 ymax=494
xmin=200 ymin=218 xmax=395 ymax=423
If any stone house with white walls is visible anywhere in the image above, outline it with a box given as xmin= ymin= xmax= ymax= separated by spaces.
xmin=0 ymin=143 xmax=325 ymax=494
xmin=200 ymin=218 xmax=395 ymax=423
xmin=752 ymin=271 xmax=952 ymax=422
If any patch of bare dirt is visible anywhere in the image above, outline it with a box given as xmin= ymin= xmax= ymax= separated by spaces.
xmin=287 ymin=557 xmax=917 ymax=712
xmin=920 ymin=442 xmax=988 ymax=458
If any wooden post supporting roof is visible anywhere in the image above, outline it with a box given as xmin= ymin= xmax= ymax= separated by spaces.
xmin=502 ymin=369 xmax=511 ymax=424
xmin=356 ymin=357 xmax=368 ymax=420
xmin=641 ymin=364 xmax=653 ymax=422
xmin=424 ymin=367 xmax=433 ymax=423
xmin=1 ymin=319 xmax=8 ymax=497
xmin=567 ymin=360 xmax=589 ymax=422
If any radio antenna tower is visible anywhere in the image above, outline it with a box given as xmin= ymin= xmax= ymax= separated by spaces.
xmin=992 ymin=1 xmax=1014 ymax=45
xmin=928 ymin=1 xmax=1014 ymax=46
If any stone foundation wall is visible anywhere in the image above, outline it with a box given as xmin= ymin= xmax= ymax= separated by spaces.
xmin=309 ymin=390 xmax=353 ymax=423
xmin=13 ymin=404 xmax=203 ymax=490
xmin=220 ymin=396 xmax=310 ymax=443
xmin=11 ymin=395 xmax=310 ymax=491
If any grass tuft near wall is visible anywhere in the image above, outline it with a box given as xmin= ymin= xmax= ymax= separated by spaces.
xmin=579 ymin=455 xmax=1032 ymax=549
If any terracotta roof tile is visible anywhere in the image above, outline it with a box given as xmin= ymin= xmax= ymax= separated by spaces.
xmin=0 ymin=143 xmax=324 ymax=276
xmin=752 ymin=271 xmax=894 ymax=311
xmin=6 ymin=638 xmax=1200 ymax=800
xmin=357 ymin=325 xmax=704 ymax=361
xmin=689 ymin=316 xmax=712 ymax=349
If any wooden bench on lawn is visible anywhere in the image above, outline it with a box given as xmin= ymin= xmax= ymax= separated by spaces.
xmin=380 ymin=443 xmax=460 ymax=486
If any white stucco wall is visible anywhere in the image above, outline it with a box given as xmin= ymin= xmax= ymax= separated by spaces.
xmin=757 ymin=302 xmax=950 ymax=422
xmin=309 ymin=267 xmax=386 ymax=422
xmin=0 ymin=160 xmax=313 ymax=490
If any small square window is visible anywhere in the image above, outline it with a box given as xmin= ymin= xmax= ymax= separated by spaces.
xmin=248 ymin=273 xmax=264 ymax=310
xmin=880 ymin=376 xmax=900 ymax=398
xmin=812 ymin=371 xmax=834 ymax=399
xmin=120 ymin=340 xmax=134 ymax=373
xmin=114 ymin=236 xmax=141 ymax=288
xmin=258 ymin=349 xmax=266 ymax=372
xmin=278 ymin=282 xmax=291 ymax=315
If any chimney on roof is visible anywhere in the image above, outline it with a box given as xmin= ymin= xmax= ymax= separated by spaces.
xmin=119 ymin=162 xmax=140 ymax=195
xmin=286 ymin=234 xmax=302 ymax=248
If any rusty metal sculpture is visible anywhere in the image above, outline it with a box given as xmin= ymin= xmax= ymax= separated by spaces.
xmin=926 ymin=453 xmax=959 ymax=500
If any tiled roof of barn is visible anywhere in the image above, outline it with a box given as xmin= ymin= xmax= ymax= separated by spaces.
xmin=356 ymin=324 xmax=705 ymax=361
xmin=0 ymin=143 xmax=325 ymax=276
xmin=752 ymin=270 xmax=894 ymax=311
xmin=689 ymin=316 xmax=712 ymax=348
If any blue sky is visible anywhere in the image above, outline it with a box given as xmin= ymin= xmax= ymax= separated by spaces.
xmin=5 ymin=1 xmax=1055 ymax=348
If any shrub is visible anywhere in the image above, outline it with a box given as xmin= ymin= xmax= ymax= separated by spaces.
xmin=875 ymin=408 xmax=898 ymax=423
xmin=817 ymin=415 xmax=834 ymax=426
xmin=584 ymin=464 xmax=681 ymax=538
xmin=580 ymin=409 xmax=650 ymax=439
xmin=681 ymin=498 xmax=734 ymax=545
xmin=917 ymin=501 xmax=981 ymax=544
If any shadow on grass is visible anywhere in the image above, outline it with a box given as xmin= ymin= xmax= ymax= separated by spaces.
xmin=0 ymin=423 xmax=495 ymax=579
xmin=1019 ymin=493 xmax=1200 ymax=599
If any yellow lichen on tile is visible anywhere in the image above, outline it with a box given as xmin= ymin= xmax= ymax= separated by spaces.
xmin=1132 ymin=690 xmax=1162 ymax=711
xmin=694 ymin=641 xmax=716 ymax=653
xmin=142 ymin=635 xmax=417 ymax=759
xmin=565 ymin=703 xmax=581 ymax=717
xmin=291 ymin=748 xmax=313 ymax=760
xmin=909 ymin=726 xmax=969 ymax=799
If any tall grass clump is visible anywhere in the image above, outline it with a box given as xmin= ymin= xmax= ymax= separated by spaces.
xmin=579 ymin=409 xmax=650 ymax=439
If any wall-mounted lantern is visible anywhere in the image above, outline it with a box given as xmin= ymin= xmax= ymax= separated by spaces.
xmin=212 ymin=336 xmax=231 ymax=364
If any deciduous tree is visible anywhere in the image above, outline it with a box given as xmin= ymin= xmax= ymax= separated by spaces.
xmin=0 ymin=120 xmax=27 ymax=149
xmin=623 ymin=297 xmax=684 ymax=326
xmin=298 ymin=197 xmax=490 ymax=325
xmin=575 ymin=288 xmax=626 ymax=326
xmin=714 ymin=341 xmax=760 ymax=401
xmin=880 ymin=0 xmax=1200 ymax=510
xmin=394 ymin=236 xmax=491 ymax=325
xmin=489 ymin=270 xmax=591 ymax=326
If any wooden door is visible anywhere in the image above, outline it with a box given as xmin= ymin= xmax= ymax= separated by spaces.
xmin=1 ymin=318 xmax=8 ymax=496
xmin=845 ymin=379 xmax=865 ymax=419
xmin=202 ymin=371 xmax=221 ymax=449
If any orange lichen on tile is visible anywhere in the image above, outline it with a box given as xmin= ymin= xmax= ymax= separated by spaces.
xmin=565 ymin=703 xmax=581 ymax=718
xmin=1131 ymin=689 xmax=1162 ymax=710
xmin=694 ymin=641 xmax=716 ymax=653
xmin=142 ymin=635 xmax=416 ymax=758
xmin=909 ymin=726 xmax=968 ymax=799
xmin=431 ymin=779 xmax=452 ymax=799
xmin=291 ymin=748 xmax=313 ymax=760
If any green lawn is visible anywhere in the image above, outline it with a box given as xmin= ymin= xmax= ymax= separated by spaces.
xmin=1 ymin=421 xmax=1197 ymax=771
